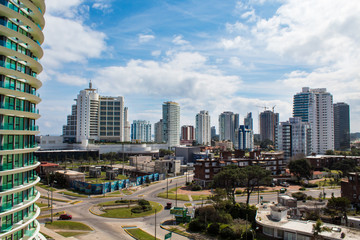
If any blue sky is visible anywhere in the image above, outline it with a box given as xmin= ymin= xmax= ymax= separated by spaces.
xmin=38 ymin=0 xmax=360 ymax=135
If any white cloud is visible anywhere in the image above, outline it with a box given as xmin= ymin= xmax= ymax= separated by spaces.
xmin=172 ymin=35 xmax=189 ymax=45
xmin=220 ymin=36 xmax=252 ymax=50
xmin=42 ymin=15 xmax=107 ymax=69
xmin=229 ymin=57 xmax=244 ymax=67
xmin=56 ymin=74 xmax=88 ymax=86
xmin=138 ymin=34 xmax=155 ymax=43
xmin=151 ymin=50 xmax=161 ymax=57
xmin=93 ymin=51 xmax=241 ymax=101
xmin=226 ymin=21 xmax=248 ymax=33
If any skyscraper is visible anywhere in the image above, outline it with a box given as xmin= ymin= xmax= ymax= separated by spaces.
xmin=293 ymin=87 xmax=334 ymax=154
xmin=244 ymin=112 xmax=253 ymax=130
xmin=334 ymin=102 xmax=350 ymax=151
xmin=211 ymin=126 xmax=217 ymax=140
xmin=131 ymin=120 xmax=152 ymax=142
xmin=218 ymin=111 xmax=239 ymax=144
xmin=154 ymin=120 xmax=163 ymax=143
xmin=162 ymin=101 xmax=180 ymax=147
xmin=195 ymin=110 xmax=211 ymax=145
xmin=237 ymin=125 xmax=254 ymax=151
xmin=0 ymin=0 xmax=45 ymax=239
xmin=63 ymin=83 xmax=127 ymax=142
xmin=123 ymin=107 xmax=130 ymax=142
xmin=259 ymin=110 xmax=279 ymax=144
xmin=181 ymin=125 xmax=195 ymax=141
xmin=277 ymin=117 xmax=311 ymax=159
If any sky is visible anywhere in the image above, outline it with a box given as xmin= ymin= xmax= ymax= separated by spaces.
xmin=38 ymin=0 xmax=360 ymax=135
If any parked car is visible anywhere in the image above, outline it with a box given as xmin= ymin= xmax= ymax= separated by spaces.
xmin=280 ymin=182 xmax=289 ymax=187
xmin=165 ymin=202 xmax=172 ymax=209
xmin=58 ymin=214 xmax=72 ymax=220
xmin=279 ymin=188 xmax=287 ymax=193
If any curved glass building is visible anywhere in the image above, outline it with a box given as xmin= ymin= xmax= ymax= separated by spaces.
xmin=0 ymin=0 xmax=45 ymax=239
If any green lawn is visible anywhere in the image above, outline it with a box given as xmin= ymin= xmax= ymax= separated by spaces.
xmin=40 ymin=196 xmax=70 ymax=203
xmin=45 ymin=221 xmax=92 ymax=231
xmin=168 ymin=227 xmax=191 ymax=237
xmin=36 ymin=202 xmax=48 ymax=208
xmin=59 ymin=191 xmax=88 ymax=198
xmin=57 ymin=231 xmax=88 ymax=237
xmin=157 ymin=193 xmax=190 ymax=201
xmin=37 ymin=211 xmax=66 ymax=219
xmin=85 ymin=172 xmax=127 ymax=183
xmin=126 ymin=228 xmax=160 ymax=240
xmin=98 ymin=200 xmax=138 ymax=207
xmin=191 ymin=195 xmax=209 ymax=201
xmin=36 ymin=183 xmax=57 ymax=191
xmin=99 ymin=201 xmax=163 ymax=218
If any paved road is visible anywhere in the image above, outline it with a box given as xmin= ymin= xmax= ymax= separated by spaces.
xmin=37 ymin=178 xmax=340 ymax=240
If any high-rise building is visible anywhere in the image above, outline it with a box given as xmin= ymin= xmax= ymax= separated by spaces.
xmin=0 ymin=0 xmax=45 ymax=239
xmin=63 ymin=83 xmax=127 ymax=142
xmin=162 ymin=101 xmax=180 ymax=147
xmin=219 ymin=112 xmax=239 ymax=144
xmin=131 ymin=120 xmax=151 ymax=142
xmin=293 ymin=87 xmax=334 ymax=154
xmin=181 ymin=125 xmax=195 ymax=141
xmin=195 ymin=110 xmax=211 ymax=145
xmin=334 ymin=102 xmax=350 ymax=151
xmin=236 ymin=125 xmax=254 ymax=151
xmin=154 ymin=120 xmax=163 ymax=143
xmin=277 ymin=117 xmax=311 ymax=159
xmin=244 ymin=112 xmax=253 ymax=130
xmin=211 ymin=126 xmax=216 ymax=139
xmin=123 ymin=107 xmax=130 ymax=142
xmin=259 ymin=110 xmax=279 ymax=144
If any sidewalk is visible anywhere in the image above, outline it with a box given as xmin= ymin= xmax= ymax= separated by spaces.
xmin=40 ymin=225 xmax=78 ymax=240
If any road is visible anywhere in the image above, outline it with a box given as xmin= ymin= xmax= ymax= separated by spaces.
xmin=37 ymin=178 xmax=340 ymax=240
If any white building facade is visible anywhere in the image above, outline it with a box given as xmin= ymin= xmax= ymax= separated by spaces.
xmin=293 ymin=87 xmax=334 ymax=154
xmin=131 ymin=120 xmax=152 ymax=142
xmin=195 ymin=110 xmax=211 ymax=145
xmin=162 ymin=101 xmax=180 ymax=148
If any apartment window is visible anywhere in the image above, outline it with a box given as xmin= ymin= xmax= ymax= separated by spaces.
xmin=205 ymin=169 xmax=210 ymax=173
xmin=205 ymin=175 xmax=210 ymax=179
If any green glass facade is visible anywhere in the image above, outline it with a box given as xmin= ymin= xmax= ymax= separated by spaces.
xmin=0 ymin=0 xmax=45 ymax=239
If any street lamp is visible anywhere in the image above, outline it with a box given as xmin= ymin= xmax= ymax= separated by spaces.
xmin=249 ymin=229 xmax=255 ymax=240
xmin=50 ymin=180 xmax=57 ymax=223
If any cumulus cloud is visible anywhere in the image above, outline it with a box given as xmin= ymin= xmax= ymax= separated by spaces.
xmin=93 ymin=51 xmax=241 ymax=100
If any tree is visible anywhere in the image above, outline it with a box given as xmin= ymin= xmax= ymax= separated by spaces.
xmin=288 ymin=159 xmax=313 ymax=181
xmin=212 ymin=165 xmax=242 ymax=204
xmin=331 ymin=159 xmax=357 ymax=176
xmin=325 ymin=150 xmax=335 ymax=155
xmin=238 ymin=165 xmax=271 ymax=205
xmin=312 ymin=219 xmax=330 ymax=239
xmin=326 ymin=197 xmax=351 ymax=226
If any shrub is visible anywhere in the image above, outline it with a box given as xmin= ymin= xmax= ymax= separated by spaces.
xmin=299 ymin=187 xmax=306 ymax=191
xmin=138 ymin=199 xmax=150 ymax=206
xmin=220 ymin=226 xmax=234 ymax=239
xmin=191 ymin=184 xmax=202 ymax=191
xmin=207 ymin=223 xmax=220 ymax=235
xmin=235 ymin=189 xmax=242 ymax=194
xmin=304 ymin=183 xmax=318 ymax=188
xmin=131 ymin=206 xmax=143 ymax=213
xmin=188 ymin=219 xmax=206 ymax=232
xmin=291 ymin=192 xmax=307 ymax=201
xmin=306 ymin=195 xmax=314 ymax=200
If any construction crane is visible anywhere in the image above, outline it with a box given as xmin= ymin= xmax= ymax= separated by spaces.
xmin=272 ymin=105 xmax=276 ymax=112
xmin=256 ymin=105 xmax=268 ymax=111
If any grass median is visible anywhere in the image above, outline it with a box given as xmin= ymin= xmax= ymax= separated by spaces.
xmin=157 ymin=192 xmax=190 ymax=201
xmin=98 ymin=201 xmax=163 ymax=218
xmin=45 ymin=221 xmax=92 ymax=231
xmin=126 ymin=228 xmax=160 ymax=240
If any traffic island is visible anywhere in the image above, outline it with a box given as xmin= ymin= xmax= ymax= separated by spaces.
xmin=90 ymin=199 xmax=163 ymax=218
xmin=123 ymin=226 xmax=161 ymax=240
xmin=45 ymin=221 xmax=93 ymax=238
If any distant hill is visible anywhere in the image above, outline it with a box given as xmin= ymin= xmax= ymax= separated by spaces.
xmin=351 ymin=132 xmax=360 ymax=141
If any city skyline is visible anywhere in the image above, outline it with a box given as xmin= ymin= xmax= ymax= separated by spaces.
xmin=38 ymin=1 xmax=360 ymax=135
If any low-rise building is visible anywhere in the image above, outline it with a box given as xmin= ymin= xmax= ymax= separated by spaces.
xmin=55 ymin=170 xmax=86 ymax=185
xmin=154 ymin=159 xmax=181 ymax=175
xmin=194 ymin=151 xmax=286 ymax=187
xmin=256 ymin=202 xmax=360 ymax=239
xmin=307 ymin=155 xmax=360 ymax=171
xmin=341 ymin=172 xmax=360 ymax=205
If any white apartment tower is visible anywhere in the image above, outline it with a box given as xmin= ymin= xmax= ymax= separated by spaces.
xmin=293 ymin=87 xmax=334 ymax=154
xmin=195 ymin=110 xmax=211 ymax=145
xmin=162 ymin=101 xmax=180 ymax=148
xmin=63 ymin=83 xmax=127 ymax=142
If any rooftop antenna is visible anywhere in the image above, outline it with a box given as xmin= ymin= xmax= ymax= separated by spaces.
xmin=89 ymin=80 xmax=92 ymax=89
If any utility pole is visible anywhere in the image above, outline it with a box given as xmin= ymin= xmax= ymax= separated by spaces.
xmin=122 ymin=143 xmax=125 ymax=175
xmin=257 ymin=178 xmax=260 ymax=204
xmin=154 ymin=208 xmax=157 ymax=240
xmin=167 ymin=174 xmax=169 ymax=198
xmin=175 ymin=182 xmax=178 ymax=207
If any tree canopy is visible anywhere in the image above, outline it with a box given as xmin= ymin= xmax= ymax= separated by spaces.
xmin=212 ymin=165 xmax=241 ymax=204
xmin=326 ymin=197 xmax=351 ymax=225
xmin=288 ymin=159 xmax=313 ymax=181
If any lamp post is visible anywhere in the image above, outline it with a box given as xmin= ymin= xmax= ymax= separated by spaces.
xmin=154 ymin=208 xmax=157 ymax=240
xmin=249 ymin=229 xmax=255 ymax=240
xmin=50 ymin=180 xmax=57 ymax=223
